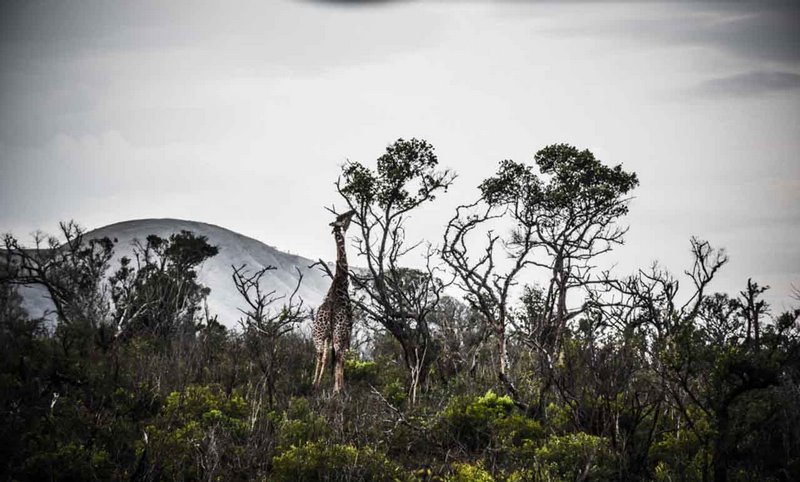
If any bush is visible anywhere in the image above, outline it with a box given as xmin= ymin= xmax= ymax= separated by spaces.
xmin=534 ymin=432 xmax=618 ymax=481
xmin=649 ymin=406 xmax=710 ymax=481
xmin=271 ymin=441 xmax=404 ymax=481
xmin=143 ymin=384 xmax=249 ymax=480
xmin=445 ymin=461 xmax=495 ymax=481
xmin=494 ymin=413 xmax=545 ymax=451
xmin=20 ymin=440 xmax=114 ymax=481
xmin=439 ymin=390 xmax=520 ymax=451
xmin=382 ymin=378 xmax=408 ymax=407
xmin=272 ymin=396 xmax=332 ymax=453
xmin=345 ymin=351 xmax=380 ymax=384
xmin=434 ymin=390 xmax=544 ymax=477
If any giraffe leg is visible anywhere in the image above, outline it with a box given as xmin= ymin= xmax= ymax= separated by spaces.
xmin=317 ymin=338 xmax=330 ymax=388
xmin=313 ymin=349 xmax=323 ymax=388
xmin=333 ymin=348 xmax=345 ymax=394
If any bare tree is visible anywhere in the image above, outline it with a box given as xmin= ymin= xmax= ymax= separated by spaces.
xmin=232 ymin=264 xmax=306 ymax=409
xmin=602 ymin=238 xmax=749 ymax=481
xmin=442 ymin=199 xmax=530 ymax=402
xmin=2 ymin=221 xmax=114 ymax=328
xmin=738 ymin=278 xmax=769 ymax=347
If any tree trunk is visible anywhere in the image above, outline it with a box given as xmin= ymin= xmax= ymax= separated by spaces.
xmin=399 ymin=338 xmax=433 ymax=405
xmin=713 ymin=406 xmax=730 ymax=482
xmin=497 ymin=325 xmax=508 ymax=379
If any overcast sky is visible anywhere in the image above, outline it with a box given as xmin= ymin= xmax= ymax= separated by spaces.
xmin=1 ymin=0 xmax=798 ymax=309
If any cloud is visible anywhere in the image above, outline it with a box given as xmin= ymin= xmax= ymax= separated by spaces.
xmin=303 ymin=0 xmax=405 ymax=5
xmin=691 ymin=71 xmax=800 ymax=98
xmin=649 ymin=3 xmax=800 ymax=64
xmin=540 ymin=2 xmax=800 ymax=66
xmin=0 ymin=0 xmax=446 ymax=147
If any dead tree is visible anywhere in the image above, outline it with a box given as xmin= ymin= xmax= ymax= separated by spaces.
xmin=738 ymin=278 xmax=769 ymax=347
xmin=442 ymin=199 xmax=531 ymax=403
xmin=1 ymin=221 xmax=114 ymax=328
xmin=232 ymin=264 xmax=305 ymax=409
xmin=603 ymin=238 xmax=731 ymax=481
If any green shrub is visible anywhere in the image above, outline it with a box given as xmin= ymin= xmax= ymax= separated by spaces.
xmin=439 ymin=390 xmax=517 ymax=451
xmin=20 ymin=441 xmax=114 ymax=481
xmin=345 ymin=352 xmax=380 ymax=384
xmin=649 ymin=406 xmax=710 ymax=482
xmin=272 ymin=396 xmax=332 ymax=453
xmin=271 ymin=441 xmax=404 ymax=481
xmin=382 ymin=378 xmax=408 ymax=407
xmin=143 ymin=384 xmax=249 ymax=479
xmin=534 ymin=432 xmax=618 ymax=481
xmin=445 ymin=461 xmax=495 ymax=481
xmin=434 ymin=389 xmax=546 ymax=477
xmin=545 ymin=401 xmax=574 ymax=432
xmin=494 ymin=413 xmax=545 ymax=449
xmin=443 ymin=462 xmax=495 ymax=482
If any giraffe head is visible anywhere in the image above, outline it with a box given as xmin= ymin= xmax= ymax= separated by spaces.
xmin=330 ymin=210 xmax=356 ymax=233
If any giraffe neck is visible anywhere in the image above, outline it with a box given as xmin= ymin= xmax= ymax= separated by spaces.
xmin=333 ymin=228 xmax=348 ymax=289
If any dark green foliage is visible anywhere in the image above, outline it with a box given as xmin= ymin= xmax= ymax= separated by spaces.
xmin=344 ymin=351 xmax=380 ymax=384
xmin=479 ymin=144 xmax=638 ymax=217
xmin=271 ymin=442 xmax=403 ymax=481
xmin=434 ymin=390 xmax=546 ymax=477
xmin=439 ymin=390 xmax=517 ymax=451
xmin=533 ymin=144 xmax=639 ymax=208
xmin=110 ymin=230 xmax=218 ymax=340
xmin=142 ymin=384 xmax=249 ymax=480
xmin=534 ymin=432 xmax=618 ymax=480
xmin=342 ymin=137 xmax=446 ymax=210
xmin=272 ymin=396 xmax=332 ymax=453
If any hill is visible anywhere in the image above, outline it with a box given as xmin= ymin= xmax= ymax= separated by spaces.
xmin=17 ymin=218 xmax=331 ymax=329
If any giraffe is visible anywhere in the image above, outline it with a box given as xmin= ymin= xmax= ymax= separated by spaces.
xmin=312 ymin=210 xmax=355 ymax=393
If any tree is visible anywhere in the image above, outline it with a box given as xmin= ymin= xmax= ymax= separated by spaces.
xmin=428 ymin=296 xmax=488 ymax=381
xmin=443 ymin=144 xmax=638 ymax=407
xmin=109 ymin=231 xmax=218 ymax=341
xmin=2 ymin=221 xmax=114 ymax=328
xmin=336 ymin=138 xmax=456 ymax=403
xmin=738 ymin=278 xmax=769 ymax=347
xmin=232 ymin=264 xmax=306 ymax=409
xmin=603 ymin=238 xmax=800 ymax=481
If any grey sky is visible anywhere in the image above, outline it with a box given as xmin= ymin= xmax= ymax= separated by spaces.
xmin=1 ymin=0 xmax=798 ymax=309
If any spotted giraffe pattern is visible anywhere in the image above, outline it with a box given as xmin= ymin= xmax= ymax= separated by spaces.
xmin=312 ymin=211 xmax=355 ymax=393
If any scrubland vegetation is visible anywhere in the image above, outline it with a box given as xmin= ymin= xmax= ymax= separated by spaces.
xmin=1 ymin=139 xmax=798 ymax=481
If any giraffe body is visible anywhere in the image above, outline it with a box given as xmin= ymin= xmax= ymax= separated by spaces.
xmin=312 ymin=211 xmax=355 ymax=393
